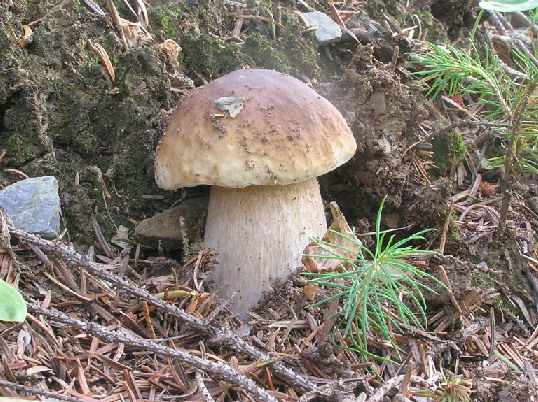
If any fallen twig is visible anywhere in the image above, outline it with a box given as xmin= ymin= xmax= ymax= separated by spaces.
xmin=106 ymin=0 xmax=128 ymax=49
xmin=439 ymin=201 xmax=454 ymax=255
xmin=196 ymin=371 xmax=216 ymax=401
xmin=82 ymin=0 xmax=106 ymax=16
xmin=28 ymin=303 xmax=277 ymax=402
xmin=0 ymin=378 xmax=83 ymax=402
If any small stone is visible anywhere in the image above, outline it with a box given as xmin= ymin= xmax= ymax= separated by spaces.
xmin=298 ymin=11 xmax=342 ymax=44
xmin=214 ymin=97 xmax=246 ymax=118
xmin=135 ymin=196 xmax=209 ymax=249
xmin=0 ymin=176 xmax=61 ymax=238
xmin=369 ymin=91 xmax=387 ymax=115
xmin=111 ymin=225 xmax=130 ymax=250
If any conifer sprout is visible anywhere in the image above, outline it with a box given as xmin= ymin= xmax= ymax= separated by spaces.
xmin=155 ymin=69 xmax=357 ymax=318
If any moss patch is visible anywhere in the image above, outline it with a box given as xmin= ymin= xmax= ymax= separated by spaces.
xmin=431 ymin=130 xmax=467 ymax=175
xmin=148 ymin=1 xmax=323 ymax=80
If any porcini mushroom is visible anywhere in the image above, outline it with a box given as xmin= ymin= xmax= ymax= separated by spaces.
xmin=155 ymin=69 xmax=356 ymax=317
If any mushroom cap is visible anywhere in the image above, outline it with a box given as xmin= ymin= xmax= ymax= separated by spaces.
xmin=155 ymin=69 xmax=357 ymax=189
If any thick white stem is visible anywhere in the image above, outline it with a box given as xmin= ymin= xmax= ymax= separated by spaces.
xmin=204 ymin=178 xmax=327 ymax=318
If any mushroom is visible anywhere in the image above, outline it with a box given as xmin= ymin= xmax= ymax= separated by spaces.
xmin=155 ymin=69 xmax=356 ymax=317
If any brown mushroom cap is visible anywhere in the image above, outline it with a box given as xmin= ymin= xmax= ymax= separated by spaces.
xmin=155 ymin=69 xmax=357 ymax=189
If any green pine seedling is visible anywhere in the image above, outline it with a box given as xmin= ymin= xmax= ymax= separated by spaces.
xmin=304 ymin=197 xmax=445 ymax=361
xmin=410 ymin=40 xmax=538 ymax=172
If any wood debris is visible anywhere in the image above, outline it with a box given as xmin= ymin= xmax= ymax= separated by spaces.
xmin=88 ymin=41 xmax=115 ymax=83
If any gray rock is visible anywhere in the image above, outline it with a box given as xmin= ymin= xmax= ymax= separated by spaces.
xmin=135 ymin=196 xmax=209 ymax=249
xmin=0 ymin=176 xmax=61 ymax=238
xmin=298 ymin=11 xmax=342 ymax=44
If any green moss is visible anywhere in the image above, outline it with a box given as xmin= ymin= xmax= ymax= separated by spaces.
xmin=147 ymin=1 xmax=209 ymax=42
xmin=406 ymin=11 xmax=448 ymax=43
xmin=148 ymin=1 xmax=322 ymax=80
xmin=367 ymin=0 xmax=408 ymax=20
xmin=159 ymin=10 xmax=183 ymax=38
xmin=3 ymin=134 xmax=43 ymax=164
xmin=431 ymin=130 xmax=467 ymax=174
xmin=449 ymin=211 xmax=462 ymax=241
xmin=470 ymin=246 xmax=532 ymax=316
xmin=182 ymin=34 xmax=245 ymax=77
xmin=72 ymin=130 xmax=100 ymax=158
xmin=470 ymin=269 xmax=514 ymax=311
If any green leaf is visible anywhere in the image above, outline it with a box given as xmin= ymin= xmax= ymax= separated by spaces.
xmin=479 ymin=0 xmax=538 ymax=12
xmin=0 ymin=279 xmax=27 ymax=322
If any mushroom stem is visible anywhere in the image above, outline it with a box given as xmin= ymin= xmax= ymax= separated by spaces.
xmin=205 ymin=178 xmax=327 ymax=318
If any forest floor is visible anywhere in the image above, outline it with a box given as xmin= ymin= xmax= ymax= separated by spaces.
xmin=1 ymin=0 xmax=538 ymax=401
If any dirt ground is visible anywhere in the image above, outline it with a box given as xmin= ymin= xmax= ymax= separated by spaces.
xmin=1 ymin=0 xmax=538 ymax=401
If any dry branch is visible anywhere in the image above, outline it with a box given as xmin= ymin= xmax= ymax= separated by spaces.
xmin=367 ymin=375 xmax=429 ymax=402
xmin=0 ymin=378 xmax=83 ymax=401
xmin=7 ymin=224 xmax=316 ymax=392
xmin=27 ymin=304 xmax=276 ymax=402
